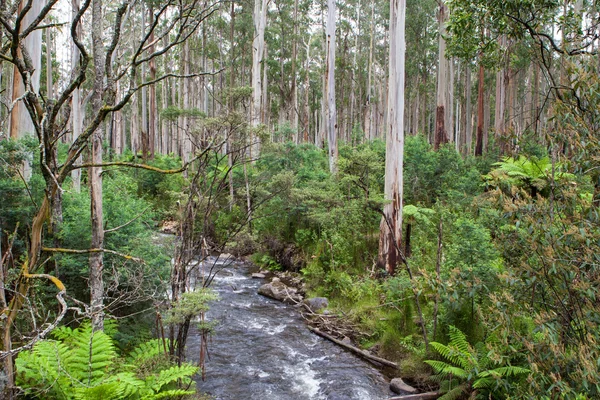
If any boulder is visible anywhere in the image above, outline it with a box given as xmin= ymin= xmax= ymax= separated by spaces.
xmin=159 ymin=220 xmax=179 ymax=235
xmin=390 ymin=378 xmax=418 ymax=395
xmin=252 ymin=273 xmax=266 ymax=279
xmin=258 ymin=278 xmax=302 ymax=304
xmin=304 ymin=297 xmax=329 ymax=312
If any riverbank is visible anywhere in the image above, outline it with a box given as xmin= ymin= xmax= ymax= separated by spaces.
xmin=249 ymin=264 xmax=437 ymax=397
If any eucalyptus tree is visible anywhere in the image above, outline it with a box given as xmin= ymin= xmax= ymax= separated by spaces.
xmin=0 ymin=0 xmax=216 ymax=395
xmin=251 ymin=0 xmax=268 ymax=158
xmin=378 ymin=0 xmax=406 ymax=275
xmin=434 ymin=0 xmax=449 ymax=149
xmin=325 ymin=0 xmax=337 ymax=173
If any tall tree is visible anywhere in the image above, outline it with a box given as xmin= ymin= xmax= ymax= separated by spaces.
xmin=378 ymin=0 xmax=405 ymax=274
xmin=434 ymin=0 xmax=448 ymax=149
xmin=9 ymin=0 xmax=43 ymax=179
xmin=325 ymin=0 xmax=337 ymax=173
xmin=251 ymin=0 xmax=268 ymax=158
xmin=89 ymin=0 xmax=105 ymax=332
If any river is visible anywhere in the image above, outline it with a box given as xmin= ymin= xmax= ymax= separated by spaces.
xmin=185 ymin=256 xmax=393 ymax=400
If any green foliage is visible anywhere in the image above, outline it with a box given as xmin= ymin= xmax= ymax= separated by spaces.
xmin=16 ymin=324 xmax=198 ymax=399
xmin=56 ymin=168 xmax=170 ymax=309
xmin=425 ymin=326 xmax=529 ymax=399
xmin=164 ymin=289 xmax=219 ymax=325
xmin=404 ymin=136 xmax=481 ymax=206
xmin=132 ymin=154 xmax=186 ymax=219
xmin=484 ymin=155 xmax=575 ymax=197
xmin=160 ymin=106 xmax=206 ymax=121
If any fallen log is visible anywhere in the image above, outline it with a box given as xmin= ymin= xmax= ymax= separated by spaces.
xmin=307 ymin=326 xmax=398 ymax=369
xmin=388 ymin=392 xmax=440 ymax=400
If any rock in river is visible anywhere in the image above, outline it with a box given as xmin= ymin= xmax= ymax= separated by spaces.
xmin=257 ymin=277 xmax=302 ymax=304
xmin=304 ymin=297 xmax=329 ymax=312
xmin=390 ymin=377 xmax=418 ymax=395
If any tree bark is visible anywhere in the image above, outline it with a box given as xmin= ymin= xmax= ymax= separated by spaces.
xmin=475 ymin=62 xmax=484 ymax=156
xmin=364 ymin=0 xmax=375 ymax=141
xmin=141 ymin=3 xmax=149 ymax=160
xmin=378 ymin=0 xmax=405 ymax=275
xmin=251 ymin=0 xmax=268 ymax=158
xmin=465 ymin=63 xmax=472 ymax=155
xmin=326 ymin=0 xmax=338 ymax=174
xmin=148 ymin=6 xmax=157 ymax=158
xmin=10 ymin=0 xmax=43 ymax=180
xmin=71 ymin=0 xmax=82 ymax=191
xmin=434 ymin=1 xmax=448 ymax=150
xmin=90 ymin=0 xmax=104 ymax=332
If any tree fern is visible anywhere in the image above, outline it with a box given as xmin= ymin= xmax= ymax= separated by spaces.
xmin=426 ymin=325 xmax=530 ymax=399
xmin=147 ymin=364 xmax=199 ymax=393
xmin=16 ymin=321 xmax=198 ymax=399
xmin=127 ymin=338 xmax=169 ymax=364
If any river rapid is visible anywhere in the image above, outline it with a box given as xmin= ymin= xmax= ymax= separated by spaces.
xmin=185 ymin=256 xmax=393 ymax=400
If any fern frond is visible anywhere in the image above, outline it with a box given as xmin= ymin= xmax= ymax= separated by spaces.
xmin=74 ymin=382 xmax=124 ymax=400
xmin=104 ymin=371 xmax=147 ymax=398
xmin=53 ymin=326 xmax=77 ymax=341
xmin=430 ymin=341 xmax=469 ymax=370
xmin=424 ymin=360 xmax=468 ymax=379
xmin=127 ymin=338 xmax=169 ymax=364
xmin=438 ymin=383 xmax=468 ymax=400
xmin=448 ymin=326 xmax=469 ymax=354
xmin=480 ymin=366 xmax=530 ymax=378
xmin=143 ymin=389 xmax=197 ymax=400
xmin=472 ymin=376 xmax=495 ymax=389
xmin=149 ymin=364 xmax=199 ymax=392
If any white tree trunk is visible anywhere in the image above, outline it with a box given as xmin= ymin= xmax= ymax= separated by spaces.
xmin=434 ymin=1 xmax=448 ymax=149
xmin=326 ymin=0 xmax=337 ymax=173
xmin=364 ymin=0 xmax=375 ymax=141
xmin=251 ymin=0 xmax=268 ymax=158
xmin=90 ymin=0 xmax=105 ymax=331
xmin=71 ymin=0 xmax=82 ymax=192
xmin=378 ymin=0 xmax=405 ymax=274
xmin=10 ymin=0 xmax=43 ymax=180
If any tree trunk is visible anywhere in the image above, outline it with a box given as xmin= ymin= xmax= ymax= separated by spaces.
xmin=291 ymin=0 xmax=299 ymax=139
xmin=71 ymin=1 xmax=82 ymax=191
xmin=326 ymin=0 xmax=338 ymax=174
xmin=149 ymin=6 xmax=157 ymax=158
xmin=475 ymin=62 xmax=484 ymax=156
xmin=378 ymin=0 xmax=405 ymax=274
xmin=182 ymin=41 xmax=191 ymax=164
xmin=364 ymin=0 xmax=375 ymax=141
xmin=90 ymin=0 xmax=105 ymax=332
xmin=10 ymin=0 xmax=43 ymax=180
xmin=494 ymin=35 xmax=508 ymax=152
xmin=251 ymin=0 xmax=268 ymax=158
xmin=434 ymin=1 xmax=448 ymax=150
xmin=303 ymin=37 xmax=311 ymax=143
xmin=349 ymin=0 xmax=361 ymax=143
xmin=465 ymin=63 xmax=472 ymax=155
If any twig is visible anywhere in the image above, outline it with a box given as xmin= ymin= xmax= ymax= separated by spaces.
xmin=41 ymin=247 xmax=144 ymax=264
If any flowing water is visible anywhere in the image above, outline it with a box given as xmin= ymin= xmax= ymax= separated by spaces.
xmin=185 ymin=257 xmax=393 ymax=400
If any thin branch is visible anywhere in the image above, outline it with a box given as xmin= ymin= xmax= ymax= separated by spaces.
xmin=42 ymin=247 xmax=144 ymax=264
xmin=104 ymin=205 xmax=151 ymax=234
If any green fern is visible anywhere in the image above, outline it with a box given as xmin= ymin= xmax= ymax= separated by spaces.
xmin=484 ymin=155 xmax=575 ymax=197
xmin=425 ymin=325 xmax=529 ymax=399
xmin=127 ymin=338 xmax=170 ymax=364
xmin=16 ymin=322 xmax=198 ymax=399
xmin=147 ymin=364 xmax=199 ymax=393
